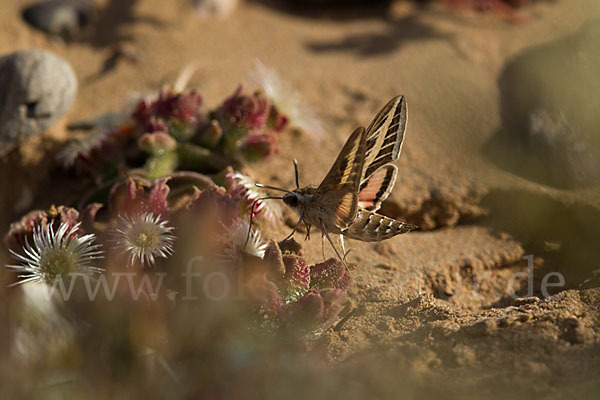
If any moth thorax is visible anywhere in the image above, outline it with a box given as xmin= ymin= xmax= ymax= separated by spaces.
xmin=283 ymin=193 xmax=300 ymax=208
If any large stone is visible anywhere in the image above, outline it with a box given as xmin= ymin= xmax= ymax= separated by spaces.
xmin=487 ymin=21 xmax=600 ymax=188
xmin=0 ymin=49 xmax=77 ymax=157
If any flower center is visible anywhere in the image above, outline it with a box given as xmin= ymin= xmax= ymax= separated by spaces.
xmin=135 ymin=226 xmax=159 ymax=250
xmin=40 ymin=247 xmax=78 ymax=283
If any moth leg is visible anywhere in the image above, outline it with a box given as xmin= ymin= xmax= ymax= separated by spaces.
xmin=339 ymin=235 xmax=346 ymax=256
xmin=304 ymin=221 xmax=311 ymax=241
xmin=284 ymin=213 xmax=303 ymax=241
xmin=321 ymin=233 xmax=326 ymax=261
xmin=319 ymin=217 xmax=345 ymax=265
xmin=339 ymin=235 xmax=352 ymax=262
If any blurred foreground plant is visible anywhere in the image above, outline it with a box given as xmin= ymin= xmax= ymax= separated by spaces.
xmin=1 ymin=64 xmax=347 ymax=395
xmin=3 ymin=171 xmax=353 ymax=374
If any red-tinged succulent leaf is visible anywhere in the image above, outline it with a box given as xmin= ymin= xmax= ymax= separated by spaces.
xmin=286 ymin=288 xmax=349 ymax=331
xmin=283 ymin=254 xmax=310 ymax=301
xmin=190 ymin=185 xmax=241 ymax=227
xmin=165 ymin=171 xmax=217 ymax=210
xmin=50 ymin=205 xmax=81 ymax=228
xmin=188 ymin=184 xmax=227 ymax=209
xmin=263 ymin=240 xmax=286 ymax=278
xmin=144 ymin=118 xmax=168 ymax=134
xmin=216 ymin=87 xmax=272 ymax=132
xmin=147 ymin=178 xmax=171 ymax=215
xmin=267 ymin=104 xmax=288 ymax=133
xmin=310 ymin=258 xmax=352 ymax=290
xmin=80 ymin=203 xmax=103 ymax=232
xmin=319 ymin=288 xmax=349 ymax=330
xmin=133 ymin=89 xmax=204 ymax=132
xmin=264 ymin=239 xmax=311 ymax=301
xmin=168 ymin=90 xmax=204 ymax=124
xmin=286 ymin=290 xmax=324 ymax=330
xmin=168 ymin=171 xmax=217 ymax=192
xmin=244 ymin=273 xmax=285 ymax=316
xmin=139 ymin=132 xmax=177 ymax=155
xmin=238 ymin=133 xmax=278 ymax=162
xmin=109 ymin=177 xmax=171 ymax=218
xmin=186 ymin=186 xmax=245 ymax=258
xmin=278 ymin=238 xmax=303 ymax=256
xmin=196 ymin=119 xmax=223 ymax=148
xmin=4 ymin=206 xmax=81 ymax=249
xmin=175 ymin=143 xmax=228 ymax=173
xmin=109 ymin=178 xmax=137 ymax=216
xmin=5 ymin=209 xmax=48 ymax=248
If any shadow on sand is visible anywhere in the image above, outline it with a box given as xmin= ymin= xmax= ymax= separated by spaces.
xmin=479 ymin=188 xmax=600 ymax=291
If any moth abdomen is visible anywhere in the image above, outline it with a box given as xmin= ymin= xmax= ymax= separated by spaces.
xmin=342 ymin=210 xmax=416 ymax=242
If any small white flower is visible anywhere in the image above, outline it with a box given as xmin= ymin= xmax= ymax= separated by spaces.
xmin=6 ymin=222 xmax=104 ymax=286
xmin=227 ymin=171 xmax=282 ymax=225
xmin=248 ymin=60 xmax=327 ymax=143
xmin=112 ymin=213 xmax=176 ymax=268
xmin=219 ymin=218 xmax=267 ymax=263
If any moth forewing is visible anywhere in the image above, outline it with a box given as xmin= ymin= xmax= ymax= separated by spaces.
xmin=315 ymin=126 xmax=367 ymax=227
xmin=362 ymin=96 xmax=407 ymax=182
xmin=317 ymin=127 xmax=367 ymax=194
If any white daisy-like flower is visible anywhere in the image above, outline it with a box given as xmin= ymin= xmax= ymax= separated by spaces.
xmin=219 ymin=218 xmax=267 ymax=264
xmin=112 ymin=213 xmax=176 ymax=268
xmin=227 ymin=171 xmax=283 ymax=225
xmin=248 ymin=60 xmax=327 ymax=143
xmin=6 ymin=222 xmax=104 ymax=286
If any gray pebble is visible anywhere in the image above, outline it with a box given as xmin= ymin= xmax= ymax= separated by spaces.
xmin=0 ymin=49 xmax=77 ymax=157
xmin=22 ymin=0 xmax=95 ymax=39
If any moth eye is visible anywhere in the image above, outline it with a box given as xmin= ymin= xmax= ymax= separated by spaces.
xmin=284 ymin=194 xmax=299 ymax=207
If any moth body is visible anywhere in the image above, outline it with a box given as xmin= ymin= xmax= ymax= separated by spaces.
xmin=259 ymin=96 xmax=417 ymax=261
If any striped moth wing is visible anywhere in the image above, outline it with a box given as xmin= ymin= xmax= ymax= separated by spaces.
xmin=342 ymin=96 xmax=417 ymax=241
xmin=316 ymin=126 xmax=367 ymax=228
xmin=357 ymin=165 xmax=397 ymax=212
xmin=357 ymin=95 xmax=406 ymax=212
xmin=362 ymin=95 xmax=407 ymax=183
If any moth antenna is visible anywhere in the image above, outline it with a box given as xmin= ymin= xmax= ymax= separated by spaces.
xmin=255 ymin=183 xmax=291 ymax=193
xmin=293 ymin=159 xmax=300 ymax=189
xmin=243 ymin=196 xmax=283 ymax=248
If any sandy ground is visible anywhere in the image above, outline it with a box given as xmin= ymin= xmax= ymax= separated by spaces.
xmin=1 ymin=0 xmax=600 ymax=397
